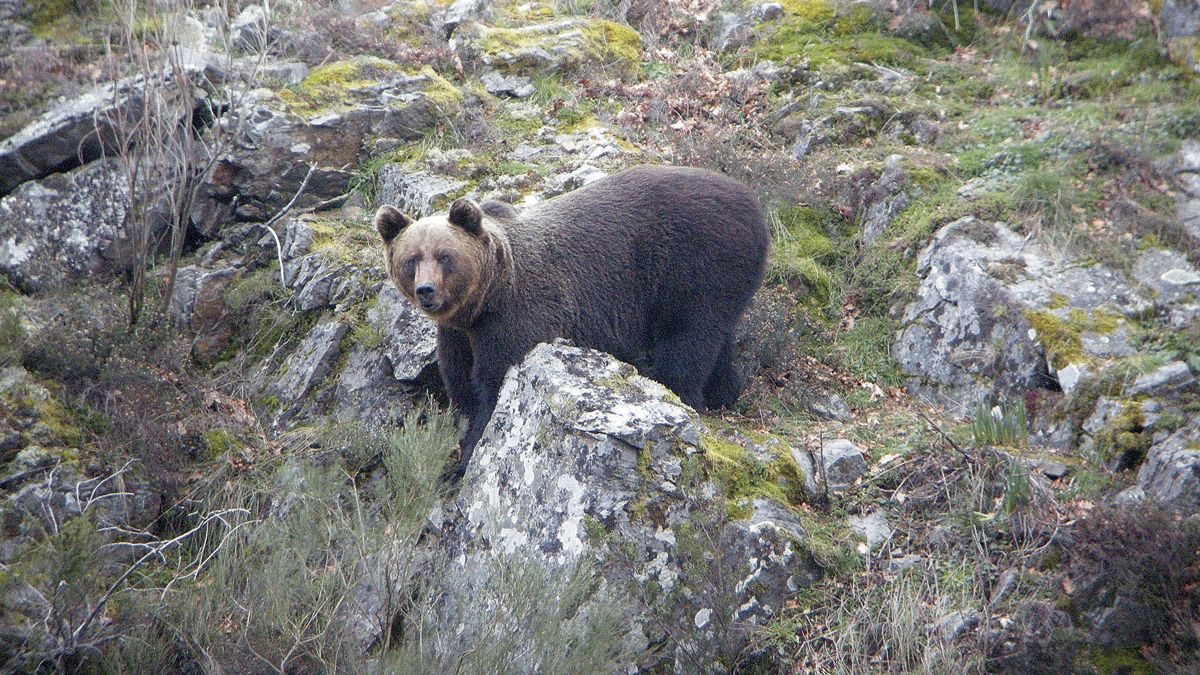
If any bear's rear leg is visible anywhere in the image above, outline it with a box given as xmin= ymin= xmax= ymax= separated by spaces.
xmin=703 ymin=335 xmax=743 ymax=409
xmin=652 ymin=319 xmax=727 ymax=410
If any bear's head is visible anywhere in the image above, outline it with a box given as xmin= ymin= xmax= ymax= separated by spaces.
xmin=376 ymin=198 xmax=507 ymax=327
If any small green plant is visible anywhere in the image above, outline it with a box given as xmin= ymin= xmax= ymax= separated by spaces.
xmin=972 ymin=400 xmax=1028 ymax=448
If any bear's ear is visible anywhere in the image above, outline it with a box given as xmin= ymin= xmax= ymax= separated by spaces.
xmin=375 ymin=205 xmax=412 ymax=243
xmin=448 ymin=198 xmax=484 ymax=237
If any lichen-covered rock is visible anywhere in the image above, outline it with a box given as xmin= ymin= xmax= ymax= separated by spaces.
xmin=1136 ymin=420 xmax=1200 ymax=512
xmin=331 ymin=285 xmax=438 ymax=425
xmin=895 ymin=217 xmax=1150 ymax=411
xmin=168 ymin=264 xmax=239 ymax=364
xmin=1132 ymin=248 xmax=1200 ymax=308
xmin=819 ymin=438 xmax=868 ymax=491
xmin=423 ymin=342 xmax=824 ymax=670
xmin=1175 ymin=140 xmax=1200 ymax=244
xmin=0 ymin=60 xmax=218 ymax=196
xmin=858 ymin=154 xmax=911 ymax=245
xmin=199 ymin=59 xmax=462 ymax=223
xmin=454 ymin=18 xmax=641 ymax=77
xmin=266 ymin=318 xmax=347 ymax=403
xmin=0 ymin=159 xmax=131 ymax=293
xmin=376 ymin=167 xmax=468 ymax=217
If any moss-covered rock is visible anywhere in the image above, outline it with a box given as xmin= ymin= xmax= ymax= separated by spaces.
xmin=457 ymin=18 xmax=641 ymax=77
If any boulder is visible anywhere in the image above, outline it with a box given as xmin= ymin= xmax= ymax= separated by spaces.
xmin=454 ymin=18 xmax=640 ymax=77
xmin=0 ymin=159 xmax=131 ymax=293
xmin=199 ymin=59 xmax=462 ymax=224
xmin=441 ymin=0 xmax=490 ymax=37
xmin=376 ymin=167 xmax=468 ymax=217
xmin=418 ymin=342 xmax=826 ymax=670
xmin=0 ymin=59 xmax=218 ymax=197
xmin=895 ymin=217 xmax=1150 ymax=412
xmin=1136 ymin=420 xmax=1200 ymax=512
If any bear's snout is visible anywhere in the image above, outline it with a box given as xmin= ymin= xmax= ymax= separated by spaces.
xmin=415 ymin=283 xmax=438 ymax=309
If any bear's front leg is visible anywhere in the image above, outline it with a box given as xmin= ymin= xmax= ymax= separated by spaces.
xmin=436 ymin=327 xmax=477 ymax=419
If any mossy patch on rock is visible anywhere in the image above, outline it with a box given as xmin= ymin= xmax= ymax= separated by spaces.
xmin=474 ymin=18 xmax=641 ymax=77
xmin=699 ymin=431 xmax=807 ymax=510
xmin=278 ymin=58 xmax=462 ymax=120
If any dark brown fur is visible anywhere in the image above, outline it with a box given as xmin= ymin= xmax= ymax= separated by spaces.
xmin=377 ymin=165 xmax=769 ymax=475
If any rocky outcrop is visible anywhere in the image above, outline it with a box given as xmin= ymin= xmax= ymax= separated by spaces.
xmin=198 ymin=58 xmax=462 ymax=225
xmin=895 ymin=217 xmax=1150 ymax=411
xmin=363 ymin=342 xmax=831 ymax=671
xmin=0 ymin=57 xmax=219 ymax=197
xmin=453 ymin=18 xmax=641 ymax=77
xmin=0 ymin=159 xmax=131 ymax=293
xmin=1136 ymin=419 xmax=1200 ymax=512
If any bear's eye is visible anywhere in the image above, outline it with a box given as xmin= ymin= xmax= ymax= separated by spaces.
xmin=403 ymin=256 xmax=417 ymax=273
xmin=438 ymin=253 xmax=453 ymax=266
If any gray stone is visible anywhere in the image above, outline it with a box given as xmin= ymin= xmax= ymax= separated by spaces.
xmin=426 ymin=342 xmax=823 ymax=671
xmin=258 ymin=61 xmax=309 ymax=85
xmin=480 ymin=70 xmax=535 ymax=98
xmin=885 ymin=554 xmax=923 ymax=572
xmin=0 ymin=60 xmax=218 ymax=196
xmin=268 ymin=318 xmax=349 ymax=407
xmin=230 ymin=5 xmax=278 ymax=52
xmin=713 ymin=12 xmax=751 ymax=53
xmin=1127 ymin=361 xmax=1197 ymax=397
xmin=1133 ymin=248 xmax=1199 ymax=306
xmin=805 ymin=391 xmax=853 ymax=422
xmin=820 ymin=439 xmax=867 ymax=491
xmin=848 ymin=510 xmax=892 ymax=549
xmin=377 ymin=167 xmax=468 ymax=218
xmin=442 ymin=0 xmax=489 ymax=37
xmin=1036 ymin=460 xmax=1070 ymax=480
xmin=1136 ymin=420 xmax=1200 ymax=512
xmin=1162 ymin=0 xmax=1200 ymax=38
xmin=895 ymin=217 xmax=1150 ymax=412
xmin=0 ymin=159 xmax=130 ymax=293
xmin=372 ymin=285 xmax=438 ymax=382
xmin=200 ymin=65 xmax=458 ymax=222
xmin=859 ymin=154 xmax=910 ymax=245
xmin=1175 ymin=140 xmax=1200 ymax=244
xmin=931 ymin=609 xmax=981 ymax=644
xmin=751 ymin=2 xmax=785 ymax=22
xmin=556 ymin=164 xmax=607 ymax=191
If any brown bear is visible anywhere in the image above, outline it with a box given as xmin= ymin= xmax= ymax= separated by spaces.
xmin=376 ymin=165 xmax=769 ymax=476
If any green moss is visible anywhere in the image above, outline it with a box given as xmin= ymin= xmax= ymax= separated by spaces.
xmin=1080 ymin=646 xmax=1154 ymax=675
xmin=279 ymin=58 xmax=460 ymax=119
xmin=1023 ymin=310 xmax=1086 ymax=370
xmin=202 ymin=429 xmax=239 ymax=461
xmin=699 ymin=432 xmax=806 ymax=508
xmin=482 ymin=18 xmax=640 ymax=76
xmin=580 ymin=19 xmax=641 ymax=73
xmin=1093 ymin=401 xmax=1150 ymax=466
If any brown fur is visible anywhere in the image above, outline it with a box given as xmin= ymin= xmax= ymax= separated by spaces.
xmin=377 ymin=165 xmax=769 ymax=477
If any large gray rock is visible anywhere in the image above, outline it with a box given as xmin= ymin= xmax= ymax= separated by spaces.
xmin=1132 ymin=248 xmax=1200 ymax=307
xmin=0 ymin=159 xmax=131 ymax=293
xmin=331 ymin=285 xmax=438 ymax=425
xmin=1175 ymin=140 xmax=1200 ymax=245
xmin=376 ymin=167 xmax=468 ymax=217
xmin=0 ymin=60 xmax=218 ymax=196
xmin=895 ymin=217 xmax=1150 ymax=411
xmin=453 ymin=18 xmax=640 ymax=77
xmin=421 ymin=342 xmax=824 ymax=670
xmin=441 ymin=0 xmax=490 ymax=37
xmin=266 ymin=318 xmax=349 ymax=419
xmin=199 ymin=60 xmax=461 ymax=224
xmin=859 ymin=154 xmax=911 ymax=245
xmin=1162 ymin=0 xmax=1200 ymax=38
xmin=1136 ymin=420 xmax=1200 ymax=512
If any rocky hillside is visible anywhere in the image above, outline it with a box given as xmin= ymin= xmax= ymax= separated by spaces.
xmin=2 ymin=0 xmax=1199 ymax=672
